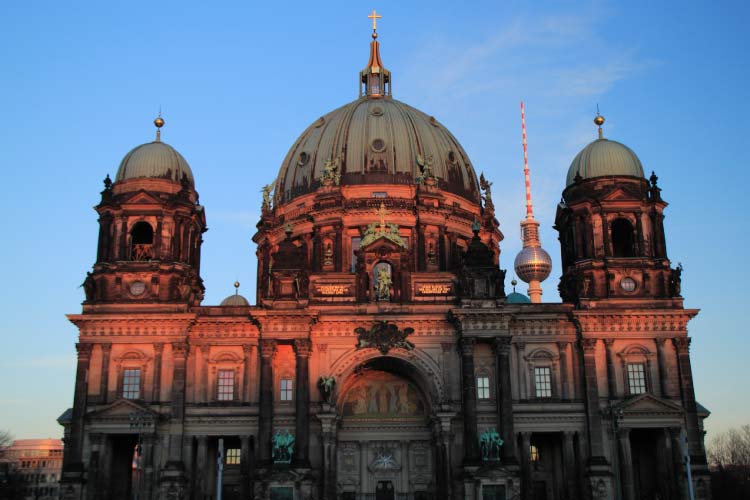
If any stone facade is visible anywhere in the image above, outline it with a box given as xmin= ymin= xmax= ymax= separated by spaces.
xmin=58 ymin=28 xmax=710 ymax=500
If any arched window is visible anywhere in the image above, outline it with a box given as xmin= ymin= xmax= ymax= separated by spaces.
xmin=611 ymin=218 xmax=635 ymax=257
xmin=130 ymin=222 xmax=154 ymax=261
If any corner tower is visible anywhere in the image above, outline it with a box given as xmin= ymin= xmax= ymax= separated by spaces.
xmin=84 ymin=116 xmax=207 ymax=310
xmin=555 ymin=113 xmax=680 ymax=307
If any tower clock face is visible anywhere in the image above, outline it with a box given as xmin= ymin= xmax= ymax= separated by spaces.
xmin=620 ymin=277 xmax=637 ymax=292
xmin=129 ymin=281 xmax=146 ymax=296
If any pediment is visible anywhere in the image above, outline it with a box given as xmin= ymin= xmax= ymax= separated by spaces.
xmin=120 ymin=189 xmax=164 ymax=205
xmin=600 ymin=185 xmax=642 ymax=202
xmin=88 ymin=398 xmax=158 ymax=421
xmin=619 ymin=393 xmax=684 ymax=415
xmin=360 ymin=236 xmax=407 ymax=253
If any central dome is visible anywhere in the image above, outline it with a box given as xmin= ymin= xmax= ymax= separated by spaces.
xmin=274 ymin=96 xmax=481 ymax=206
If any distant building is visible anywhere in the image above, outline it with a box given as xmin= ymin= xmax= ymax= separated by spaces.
xmin=0 ymin=439 xmax=63 ymax=500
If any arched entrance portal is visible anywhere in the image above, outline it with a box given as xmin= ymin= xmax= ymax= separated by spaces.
xmin=336 ymin=357 xmax=435 ymax=500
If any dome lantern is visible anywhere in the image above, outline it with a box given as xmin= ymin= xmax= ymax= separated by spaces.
xmin=360 ymin=10 xmax=391 ymax=98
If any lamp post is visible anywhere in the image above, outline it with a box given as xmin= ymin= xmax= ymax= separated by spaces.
xmin=129 ymin=410 xmax=153 ymax=500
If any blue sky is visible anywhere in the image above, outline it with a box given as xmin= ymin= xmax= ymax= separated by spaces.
xmin=0 ymin=0 xmax=747 ymax=440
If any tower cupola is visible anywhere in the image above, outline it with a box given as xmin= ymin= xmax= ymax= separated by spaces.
xmin=360 ymin=10 xmax=391 ymax=98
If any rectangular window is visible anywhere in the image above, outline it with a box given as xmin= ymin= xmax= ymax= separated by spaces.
xmin=225 ymin=448 xmax=241 ymax=465
xmin=477 ymin=376 xmax=490 ymax=399
xmin=217 ymin=369 xmax=235 ymax=401
xmin=122 ymin=368 xmax=141 ymax=399
xmin=627 ymin=363 xmax=647 ymax=394
xmin=280 ymin=378 xmax=293 ymax=401
xmin=534 ymin=367 xmax=552 ymax=398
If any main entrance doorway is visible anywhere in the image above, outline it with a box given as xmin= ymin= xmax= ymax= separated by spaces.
xmin=336 ymin=357 xmax=436 ymax=498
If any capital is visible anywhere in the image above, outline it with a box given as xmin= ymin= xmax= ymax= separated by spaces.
xmin=260 ymin=339 xmax=277 ymax=358
xmin=75 ymin=343 xmax=93 ymax=359
xmin=153 ymin=342 xmax=164 ymax=354
xmin=673 ymin=337 xmax=691 ymax=353
xmin=199 ymin=344 xmax=211 ymax=355
xmin=603 ymin=338 xmax=615 ymax=348
xmin=242 ymin=344 xmax=254 ymax=355
xmin=100 ymin=342 xmax=112 ymax=354
xmin=458 ymin=337 xmax=476 ymax=356
xmin=581 ymin=338 xmax=598 ymax=353
xmin=171 ymin=342 xmax=189 ymax=358
xmin=617 ymin=427 xmax=631 ymax=439
xmin=293 ymin=338 xmax=313 ymax=357
xmin=654 ymin=338 xmax=666 ymax=348
xmin=557 ymin=341 xmax=570 ymax=351
xmin=491 ymin=337 xmax=512 ymax=355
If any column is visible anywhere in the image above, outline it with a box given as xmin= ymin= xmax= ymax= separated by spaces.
xmin=152 ymin=343 xmax=163 ymax=402
xmin=240 ymin=435 xmax=253 ymax=500
xmin=673 ymin=338 xmax=705 ymax=463
xmin=516 ymin=342 xmax=528 ymax=400
xmin=154 ymin=216 xmax=163 ymax=258
xmin=242 ymin=344 xmax=254 ymax=402
xmin=669 ymin=427 xmax=688 ymax=499
xmin=558 ymin=341 xmax=570 ymax=400
xmin=492 ymin=337 xmax=518 ymax=464
xmin=167 ymin=341 xmax=188 ymax=465
xmin=196 ymin=436 xmax=209 ymax=498
xmin=580 ymin=338 xmax=607 ymax=462
xmin=293 ymin=339 xmax=312 ymax=466
xmin=200 ymin=345 xmax=210 ymax=402
xmin=659 ymin=429 xmax=678 ymax=500
xmin=64 ymin=343 xmax=92 ymax=474
xmin=400 ymin=441 xmax=409 ymax=493
xmin=654 ymin=338 xmax=669 ymax=397
xmin=86 ymin=433 xmax=104 ymax=500
xmin=562 ymin=431 xmax=578 ymax=500
xmin=617 ymin=428 xmax=636 ymax=500
xmin=459 ymin=337 xmax=479 ymax=464
xmin=119 ymin=215 xmax=128 ymax=259
xmin=603 ymin=339 xmax=617 ymax=399
xmin=635 ymin=211 xmax=644 ymax=256
xmin=318 ymin=411 xmax=338 ymax=500
xmin=99 ymin=343 xmax=112 ymax=404
xmin=600 ymin=212 xmax=611 ymax=257
xmin=141 ymin=433 xmax=156 ymax=500
xmin=520 ymin=432 xmax=533 ymax=500
xmin=360 ymin=441 xmax=369 ymax=493
xmin=258 ymin=339 xmax=276 ymax=463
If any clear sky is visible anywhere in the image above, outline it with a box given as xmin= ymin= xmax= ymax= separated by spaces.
xmin=0 ymin=0 xmax=747 ymax=440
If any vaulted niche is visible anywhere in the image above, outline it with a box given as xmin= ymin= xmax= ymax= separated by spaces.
xmin=611 ymin=218 xmax=635 ymax=258
xmin=130 ymin=221 xmax=154 ymax=261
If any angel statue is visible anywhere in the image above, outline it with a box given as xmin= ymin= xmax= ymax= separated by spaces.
xmin=480 ymin=173 xmax=494 ymax=209
xmin=261 ymin=183 xmax=275 ymax=210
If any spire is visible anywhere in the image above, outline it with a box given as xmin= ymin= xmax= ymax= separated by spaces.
xmin=514 ymin=101 xmax=552 ymax=303
xmin=521 ymin=101 xmax=534 ymax=220
xmin=595 ymin=105 xmax=605 ymax=139
xmin=154 ymin=112 xmax=164 ymax=142
xmin=360 ymin=10 xmax=391 ymax=98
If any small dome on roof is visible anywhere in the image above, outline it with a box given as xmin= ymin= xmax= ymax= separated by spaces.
xmin=116 ymin=141 xmax=194 ymax=186
xmin=566 ymin=138 xmax=645 ymax=186
xmin=506 ymin=292 xmax=531 ymax=304
xmin=220 ymin=293 xmax=249 ymax=306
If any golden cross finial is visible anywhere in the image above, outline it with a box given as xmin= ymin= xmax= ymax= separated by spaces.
xmin=376 ymin=202 xmax=390 ymax=232
xmin=368 ymin=9 xmax=382 ymax=32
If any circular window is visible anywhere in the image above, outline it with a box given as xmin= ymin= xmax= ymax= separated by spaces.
xmin=370 ymin=106 xmax=384 ymax=116
xmin=129 ymin=281 xmax=146 ymax=296
xmin=298 ymin=151 xmax=310 ymax=166
xmin=371 ymin=138 xmax=386 ymax=152
xmin=620 ymin=277 xmax=637 ymax=292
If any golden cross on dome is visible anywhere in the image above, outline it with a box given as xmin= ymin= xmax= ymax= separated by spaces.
xmin=368 ymin=9 xmax=382 ymax=32
xmin=376 ymin=202 xmax=390 ymax=232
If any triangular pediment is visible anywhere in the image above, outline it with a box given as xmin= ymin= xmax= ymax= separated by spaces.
xmin=600 ymin=184 xmax=643 ymax=202
xmin=361 ymin=236 xmax=406 ymax=252
xmin=120 ymin=189 xmax=164 ymax=205
xmin=619 ymin=393 xmax=684 ymax=415
xmin=88 ymin=398 xmax=158 ymax=421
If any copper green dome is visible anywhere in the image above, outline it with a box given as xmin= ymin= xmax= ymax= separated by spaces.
xmin=566 ymin=138 xmax=645 ymax=186
xmin=506 ymin=292 xmax=531 ymax=304
xmin=115 ymin=141 xmax=194 ymax=187
xmin=274 ymin=96 xmax=481 ymax=206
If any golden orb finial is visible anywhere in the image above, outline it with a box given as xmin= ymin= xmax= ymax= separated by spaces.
xmin=234 ymin=280 xmax=240 ymax=289
xmin=234 ymin=280 xmax=240 ymax=295
xmin=154 ymin=112 xmax=164 ymax=141
xmin=594 ymin=106 xmax=605 ymax=139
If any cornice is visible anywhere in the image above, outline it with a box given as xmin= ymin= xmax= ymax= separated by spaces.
xmin=572 ymin=309 xmax=699 ymax=334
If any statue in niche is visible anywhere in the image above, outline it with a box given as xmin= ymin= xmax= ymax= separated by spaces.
xmin=272 ymin=429 xmax=295 ymax=464
xmin=375 ymin=266 xmax=392 ymax=301
xmin=81 ymin=272 xmax=97 ymax=301
xmin=479 ymin=428 xmax=504 ymax=461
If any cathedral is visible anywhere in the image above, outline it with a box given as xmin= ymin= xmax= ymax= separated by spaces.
xmin=58 ymin=14 xmax=711 ymax=500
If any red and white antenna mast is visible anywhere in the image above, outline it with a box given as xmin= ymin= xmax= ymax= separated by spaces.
xmin=521 ymin=101 xmax=534 ymax=220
